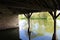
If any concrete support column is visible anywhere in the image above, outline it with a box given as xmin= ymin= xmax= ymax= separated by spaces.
xmin=0 ymin=13 xmax=18 ymax=30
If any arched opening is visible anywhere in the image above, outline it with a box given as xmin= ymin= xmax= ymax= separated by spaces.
xmin=19 ymin=12 xmax=54 ymax=40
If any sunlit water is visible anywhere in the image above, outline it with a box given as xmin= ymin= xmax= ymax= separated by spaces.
xmin=19 ymin=20 xmax=60 ymax=40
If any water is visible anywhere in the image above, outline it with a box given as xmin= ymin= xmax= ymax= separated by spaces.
xmin=19 ymin=19 xmax=60 ymax=40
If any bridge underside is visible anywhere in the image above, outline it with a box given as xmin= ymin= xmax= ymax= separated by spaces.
xmin=0 ymin=0 xmax=60 ymax=40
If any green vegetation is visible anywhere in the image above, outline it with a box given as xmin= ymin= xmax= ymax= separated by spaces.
xmin=19 ymin=12 xmax=54 ymax=35
xmin=19 ymin=12 xmax=60 ymax=40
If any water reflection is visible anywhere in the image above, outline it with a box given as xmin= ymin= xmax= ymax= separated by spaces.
xmin=19 ymin=13 xmax=60 ymax=40
xmin=19 ymin=20 xmax=52 ymax=40
xmin=32 ymin=36 xmax=52 ymax=40
xmin=32 ymin=23 xmax=39 ymax=34
xmin=19 ymin=20 xmax=29 ymax=40
xmin=56 ymin=20 xmax=60 ymax=27
xmin=56 ymin=20 xmax=60 ymax=40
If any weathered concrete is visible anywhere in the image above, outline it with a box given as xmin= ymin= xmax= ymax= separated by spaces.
xmin=0 ymin=13 xmax=18 ymax=30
